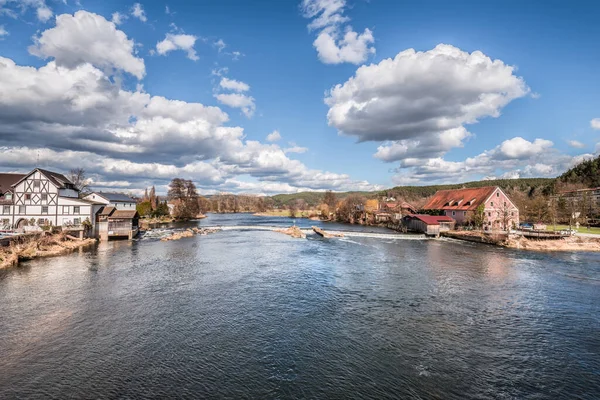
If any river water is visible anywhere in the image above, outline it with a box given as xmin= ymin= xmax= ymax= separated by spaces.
xmin=0 ymin=214 xmax=599 ymax=399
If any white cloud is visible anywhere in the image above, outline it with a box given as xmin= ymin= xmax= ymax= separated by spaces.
xmin=326 ymin=44 xmax=529 ymax=144
xmin=211 ymin=66 xmax=228 ymax=77
xmin=568 ymin=140 xmax=586 ymax=149
xmin=375 ymin=127 xmax=472 ymax=162
xmin=156 ymin=33 xmax=199 ymax=61
xmin=219 ymin=77 xmax=250 ymax=92
xmin=215 ymin=39 xmax=226 ymax=52
xmin=36 ymin=2 xmax=51 ymax=21
xmin=266 ymin=130 xmax=281 ymax=142
xmin=215 ymin=93 xmax=256 ymax=118
xmin=496 ymin=137 xmax=553 ymax=159
xmin=284 ymin=143 xmax=308 ymax=154
xmin=0 ymin=25 xmax=7 ymax=37
xmin=29 ymin=11 xmax=145 ymax=79
xmin=111 ymin=11 xmax=126 ymax=25
xmin=313 ymin=27 xmax=375 ymax=65
xmin=591 ymin=118 xmax=600 ymax=130
xmin=4 ymin=0 xmax=53 ymax=22
xmin=131 ymin=3 xmax=147 ymax=22
xmin=301 ymin=0 xmax=375 ymax=65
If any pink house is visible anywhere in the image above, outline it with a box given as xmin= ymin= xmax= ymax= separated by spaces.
xmin=421 ymin=186 xmax=519 ymax=231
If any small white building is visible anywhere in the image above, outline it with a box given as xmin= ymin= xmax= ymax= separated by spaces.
xmin=84 ymin=192 xmax=137 ymax=210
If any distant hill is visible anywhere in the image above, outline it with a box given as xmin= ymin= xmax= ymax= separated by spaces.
xmin=269 ymin=178 xmax=555 ymax=208
xmin=558 ymin=155 xmax=600 ymax=188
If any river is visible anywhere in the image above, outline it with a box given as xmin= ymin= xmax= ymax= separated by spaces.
xmin=0 ymin=214 xmax=599 ymax=399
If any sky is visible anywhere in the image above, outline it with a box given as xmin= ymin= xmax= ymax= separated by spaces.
xmin=0 ymin=0 xmax=599 ymax=195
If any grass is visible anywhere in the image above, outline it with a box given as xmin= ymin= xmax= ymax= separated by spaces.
xmin=545 ymin=224 xmax=600 ymax=235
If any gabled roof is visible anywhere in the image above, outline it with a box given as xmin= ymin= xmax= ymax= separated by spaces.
xmin=0 ymin=173 xmax=25 ymax=194
xmin=422 ymin=187 xmax=498 ymax=211
xmin=93 ymin=192 xmax=137 ymax=202
xmin=110 ymin=210 xmax=139 ymax=219
xmin=406 ymin=214 xmax=455 ymax=225
xmin=98 ymin=206 xmax=116 ymax=216
xmin=11 ymin=168 xmax=76 ymax=190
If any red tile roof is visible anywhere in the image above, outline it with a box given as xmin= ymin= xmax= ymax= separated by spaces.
xmin=422 ymin=187 xmax=498 ymax=211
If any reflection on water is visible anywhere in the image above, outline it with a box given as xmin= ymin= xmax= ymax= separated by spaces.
xmin=0 ymin=214 xmax=599 ymax=399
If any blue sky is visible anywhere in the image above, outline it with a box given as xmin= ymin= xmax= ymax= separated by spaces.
xmin=0 ymin=0 xmax=599 ymax=194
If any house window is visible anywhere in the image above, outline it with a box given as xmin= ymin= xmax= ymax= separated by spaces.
xmin=42 ymin=206 xmax=48 ymax=214
xmin=25 ymin=193 xmax=31 ymax=200
xmin=490 ymin=202 xmax=494 ymax=207
xmin=73 ymin=206 xmax=80 ymax=214
xmin=452 ymin=211 xmax=456 ymax=216
xmin=5 ymin=193 xmax=11 ymax=200
xmin=73 ymin=218 xmax=81 ymax=225
xmin=41 ymin=194 xmax=48 ymax=202
xmin=496 ymin=192 xmax=500 ymax=197
xmin=2 ymin=205 xmax=9 ymax=214
xmin=504 ymin=202 xmax=507 ymax=207
xmin=2 ymin=218 xmax=9 ymax=226
xmin=511 ymin=212 xmax=514 ymax=216
xmin=33 ymin=180 xmax=40 ymax=189
xmin=19 ymin=205 xmax=26 ymax=214
xmin=488 ymin=212 xmax=491 ymax=217
xmin=463 ymin=211 xmax=467 ymax=216
xmin=63 ymin=206 xmax=70 ymax=214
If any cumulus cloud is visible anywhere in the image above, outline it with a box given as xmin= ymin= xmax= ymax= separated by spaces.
xmin=219 ymin=77 xmax=250 ymax=92
xmin=215 ymin=93 xmax=256 ymax=118
xmin=266 ymin=130 xmax=281 ymax=142
xmin=591 ymin=118 xmax=600 ymax=130
xmin=495 ymin=137 xmax=553 ymax=159
xmin=29 ymin=11 xmax=145 ymax=79
xmin=568 ymin=140 xmax=586 ymax=149
xmin=326 ymin=44 xmax=529 ymax=143
xmin=390 ymin=137 xmax=594 ymax=185
xmin=131 ymin=3 xmax=147 ymax=22
xmin=375 ymin=127 xmax=472 ymax=162
xmin=0 ymin=25 xmax=7 ymax=37
xmin=0 ymin=44 xmax=377 ymax=194
xmin=301 ymin=0 xmax=375 ymax=65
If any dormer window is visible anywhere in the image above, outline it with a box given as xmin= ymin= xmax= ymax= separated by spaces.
xmin=456 ymin=199 xmax=463 ymax=205
xmin=465 ymin=198 xmax=476 ymax=206
xmin=445 ymin=199 xmax=455 ymax=206
xmin=5 ymin=193 xmax=11 ymax=200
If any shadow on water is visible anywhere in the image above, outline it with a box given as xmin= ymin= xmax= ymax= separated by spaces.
xmin=0 ymin=214 xmax=599 ymax=399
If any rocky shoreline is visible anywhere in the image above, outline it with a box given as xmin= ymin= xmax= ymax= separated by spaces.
xmin=159 ymin=227 xmax=220 ymax=241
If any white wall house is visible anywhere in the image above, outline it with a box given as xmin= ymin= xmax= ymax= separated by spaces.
xmin=84 ymin=192 xmax=137 ymax=210
xmin=0 ymin=169 xmax=103 ymax=230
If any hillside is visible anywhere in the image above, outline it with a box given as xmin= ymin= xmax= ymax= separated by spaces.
xmin=269 ymin=178 xmax=555 ymax=208
xmin=558 ymin=155 xmax=600 ymax=188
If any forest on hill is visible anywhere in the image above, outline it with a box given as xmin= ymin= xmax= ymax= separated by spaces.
xmin=270 ymin=177 xmax=555 ymax=208
xmin=557 ymin=155 xmax=600 ymax=189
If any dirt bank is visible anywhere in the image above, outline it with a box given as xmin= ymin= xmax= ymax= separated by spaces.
xmin=0 ymin=233 xmax=96 ymax=269
xmin=505 ymin=236 xmax=600 ymax=252
xmin=443 ymin=231 xmax=600 ymax=252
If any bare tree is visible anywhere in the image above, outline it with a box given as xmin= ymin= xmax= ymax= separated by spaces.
xmin=68 ymin=168 xmax=91 ymax=196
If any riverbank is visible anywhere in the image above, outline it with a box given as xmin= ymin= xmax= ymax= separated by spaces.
xmin=442 ymin=231 xmax=600 ymax=252
xmin=253 ymin=210 xmax=322 ymax=220
xmin=0 ymin=233 xmax=96 ymax=269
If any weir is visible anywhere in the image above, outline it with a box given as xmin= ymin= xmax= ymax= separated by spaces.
xmin=201 ymin=225 xmax=427 ymax=240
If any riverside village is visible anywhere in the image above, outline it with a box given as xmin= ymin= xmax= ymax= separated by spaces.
xmin=2 ymin=162 xmax=600 ymax=268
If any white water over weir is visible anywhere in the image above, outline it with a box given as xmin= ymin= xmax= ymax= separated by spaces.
xmin=202 ymin=225 xmax=427 ymax=240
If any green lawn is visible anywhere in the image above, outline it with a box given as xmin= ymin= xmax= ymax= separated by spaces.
xmin=545 ymin=224 xmax=600 ymax=235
